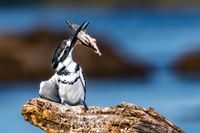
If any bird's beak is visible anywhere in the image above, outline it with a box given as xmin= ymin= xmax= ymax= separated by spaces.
xmin=71 ymin=21 xmax=89 ymax=47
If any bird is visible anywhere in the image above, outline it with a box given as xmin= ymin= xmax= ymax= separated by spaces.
xmin=39 ymin=21 xmax=89 ymax=108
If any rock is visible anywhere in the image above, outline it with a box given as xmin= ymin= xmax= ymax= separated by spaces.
xmin=22 ymin=98 xmax=184 ymax=133
xmin=172 ymin=50 xmax=200 ymax=79
xmin=0 ymin=28 xmax=153 ymax=81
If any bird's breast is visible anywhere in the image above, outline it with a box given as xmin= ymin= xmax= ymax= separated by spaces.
xmin=58 ymin=78 xmax=84 ymax=104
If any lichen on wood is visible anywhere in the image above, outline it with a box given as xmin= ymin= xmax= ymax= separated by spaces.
xmin=22 ymin=98 xmax=184 ymax=133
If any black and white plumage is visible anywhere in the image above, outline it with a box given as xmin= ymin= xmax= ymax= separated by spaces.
xmin=39 ymin=21 xmax=89 ymax=108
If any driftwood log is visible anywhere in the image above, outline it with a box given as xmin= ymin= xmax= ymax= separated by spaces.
xmin=22 ymin=98 xmax=184 ymax=133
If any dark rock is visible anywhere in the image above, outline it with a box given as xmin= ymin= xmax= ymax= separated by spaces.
xmin=172 ymin=49 xmax=200 ymax=79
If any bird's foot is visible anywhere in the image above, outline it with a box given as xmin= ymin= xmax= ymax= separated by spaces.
xmin=82 ymin=100 xmax=88 ymax=110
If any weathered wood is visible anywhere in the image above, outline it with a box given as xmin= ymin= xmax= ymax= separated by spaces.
xmin=22 ymin=98 xmax=184 ymax=133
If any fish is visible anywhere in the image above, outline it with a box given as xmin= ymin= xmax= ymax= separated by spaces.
xmin=67 ymin=20 xmax=102 ymax=56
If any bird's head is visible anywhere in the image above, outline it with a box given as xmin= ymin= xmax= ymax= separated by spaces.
xmin=51 ymin=21 xmax=89 ymax=69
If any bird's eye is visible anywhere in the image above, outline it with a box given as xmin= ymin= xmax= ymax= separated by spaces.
xmin=65 ymin=46 xmax=70 ymax=53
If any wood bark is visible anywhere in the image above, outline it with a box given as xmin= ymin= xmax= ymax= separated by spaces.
xmin=22 ymin=98 xmax=184 ymax=133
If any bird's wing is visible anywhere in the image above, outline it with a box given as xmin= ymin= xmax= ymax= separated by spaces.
xmin=39 ymin=76 xmax=61 ymax=103
xmin=52 ymin=40 xmax=67 ymax=69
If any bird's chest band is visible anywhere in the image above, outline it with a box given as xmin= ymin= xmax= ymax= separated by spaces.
xmin=57 ymin=76 xmax=80 ymax=85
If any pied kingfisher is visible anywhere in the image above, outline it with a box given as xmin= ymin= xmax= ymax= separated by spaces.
xmin=39 ymin=21 xmax=90 ymax=108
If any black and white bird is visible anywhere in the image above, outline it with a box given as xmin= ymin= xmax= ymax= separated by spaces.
xmin=39 ymin=21 xmax=91 ymax=108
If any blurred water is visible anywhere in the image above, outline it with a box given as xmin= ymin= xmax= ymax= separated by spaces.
xmin=0 ymin=7 xmax=200 ymax=66
xmin=0 ymin=7 xmax=200 ymax=133
xmin=0 ymin=71 xmax=200 ymax=133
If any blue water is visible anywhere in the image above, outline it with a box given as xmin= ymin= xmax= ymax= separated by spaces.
xmin=0 ymin=7 xmax=200 ymax=132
